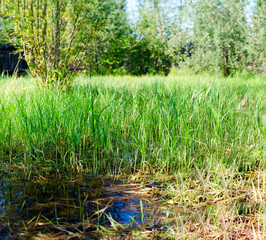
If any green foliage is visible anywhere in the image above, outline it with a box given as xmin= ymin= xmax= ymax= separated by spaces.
xmin=188 ymin=0 xmax=249 ymax=76
xmin=125 ymin=38 xmax=171 ymax=75
xmin=132 ymin=0 xmax=172 ymax=75
xmin=1 ymin=0 xmax=89 ymax=87
xmin=247 ymin=0 xmax=266 ymax=72
xmin=0 ymin=2 xmax=13 ymax=44
xmin=76 ymin=0 xmax=132 ymax=75
xmin=0 ymin=0 xmax=264 ymax=79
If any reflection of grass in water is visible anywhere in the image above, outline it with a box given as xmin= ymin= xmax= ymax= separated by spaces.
xmin=0 ymin=73 xmax=264 ymax=238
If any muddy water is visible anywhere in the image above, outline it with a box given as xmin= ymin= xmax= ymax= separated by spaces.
xmin=0 ymin=172 xmax=160 ymax=239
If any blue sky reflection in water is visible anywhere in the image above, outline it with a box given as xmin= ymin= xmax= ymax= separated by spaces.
xmin=0 ymin=175 xmax=146 ymax=227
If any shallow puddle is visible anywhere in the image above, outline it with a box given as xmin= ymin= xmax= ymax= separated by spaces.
xmin=0 ymin=172 xmax=161 ymax=239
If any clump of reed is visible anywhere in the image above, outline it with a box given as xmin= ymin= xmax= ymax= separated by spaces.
xmin=0 ymin=74 xmax=264 ymax=174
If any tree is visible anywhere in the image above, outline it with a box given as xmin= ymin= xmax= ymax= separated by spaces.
xmin=0 ymin=2 xmax=13 ymax=44
xmin=247 ymin=0 xmax=265 ymax=72
xmin=167 ymin=0 xmax=192 ymax=66
xmin=189 ymin=0 xmax=249 ymax=76
xmin=131 ymin=0 xmax=171 ymax=75
xmin=74 ymin=0 xmax=132 ymax=75
xmin=1 ymin=0 xmax=88 ymax=87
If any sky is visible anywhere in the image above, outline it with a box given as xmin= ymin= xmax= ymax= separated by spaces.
xmin=127 ymin=0 xmax=138 ymax=12
xmin=126 ymin=0 xmax=139 ymax=20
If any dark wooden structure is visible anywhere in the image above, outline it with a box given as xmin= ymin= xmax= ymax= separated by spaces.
xmin=0 ymin=44 xmax=28 ymax=75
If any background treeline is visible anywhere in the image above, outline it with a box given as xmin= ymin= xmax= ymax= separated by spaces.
xmin=0 ymin=0 xmax=265 ymax=85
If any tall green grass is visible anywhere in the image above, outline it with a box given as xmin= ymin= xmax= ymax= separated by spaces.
xmin=0 ymin=74 xmax=264 ymax=174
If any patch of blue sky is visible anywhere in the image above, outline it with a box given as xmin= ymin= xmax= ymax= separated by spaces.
xmin=126 ymin=0 xmax=139 ymax=22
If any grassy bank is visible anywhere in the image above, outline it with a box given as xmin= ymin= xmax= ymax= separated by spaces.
xmin=0 ymin=74 xmax=264 ymax=174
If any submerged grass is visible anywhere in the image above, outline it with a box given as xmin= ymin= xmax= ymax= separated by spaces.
xmin=0 ymin=73 xmax=264 ymax=174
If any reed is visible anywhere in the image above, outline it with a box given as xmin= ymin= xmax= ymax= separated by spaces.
xmin=0 ymin=74 xmax=264 ymax=175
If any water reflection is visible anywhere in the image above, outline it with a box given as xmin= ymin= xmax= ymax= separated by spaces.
xmin=0 ymin=172 xmax=147 ymax=237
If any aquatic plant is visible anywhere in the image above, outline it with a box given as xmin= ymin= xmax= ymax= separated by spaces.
xmin=0 ymin=74 xmax=263 ymax=175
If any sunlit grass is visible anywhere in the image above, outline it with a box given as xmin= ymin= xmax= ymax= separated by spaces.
xmin=0 ymin=73 xmax=264 ymax=175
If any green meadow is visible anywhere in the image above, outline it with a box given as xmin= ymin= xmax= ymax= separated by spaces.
xmin=0 ymin=73 xmax=264 ymax=239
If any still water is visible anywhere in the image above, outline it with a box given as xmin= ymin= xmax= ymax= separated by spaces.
xmin=0 ymin=172 xmax=155 ymax=239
